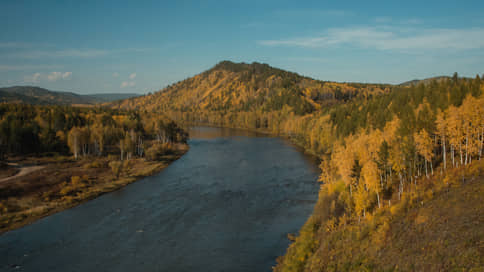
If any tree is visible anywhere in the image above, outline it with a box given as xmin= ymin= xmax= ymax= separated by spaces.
xmin=436 ymin=110 xmax=447 ymax=171
xmin=414 ymin=129 xmax=434 ymax=177
xmin=67 ymin=127 xmax=81 ymax=159
xmin=361 ymin=160 xmax=381 ymax=208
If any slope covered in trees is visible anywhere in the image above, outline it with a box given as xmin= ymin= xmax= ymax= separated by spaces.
xmin=113 ymin=61 xmax=484 ymax=270
xmin=110 ymin=61 xmax=390 ymax=116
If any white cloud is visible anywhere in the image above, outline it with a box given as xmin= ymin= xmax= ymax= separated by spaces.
xmin=121 ymin=81 xmax=136 ymax=88
xmin=47 ymin=71 xmax=72 ymax=81
xmin=258 ymin=26 xmax=484 ymax=51
xmin=62 ymin=72 xmax=72 ymax=79
xmin=112 ymin=72 xmax=119 ymax=77
xmin=47 ymin=72 xmax=61 ymax=81
xmin=24 ymin=72 xmax=41 ymax=83
xmin=129 ymin=72 xmax=137 ymax=79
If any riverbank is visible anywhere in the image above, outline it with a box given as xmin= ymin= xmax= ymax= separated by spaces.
xmin=0 ymin=144 xmax=188 ymax=234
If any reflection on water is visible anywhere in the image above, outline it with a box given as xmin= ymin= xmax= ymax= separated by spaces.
xmin=0 ymin=127 xmax=319 ymax=272
xmin=186 ymin=126 xmax=269 ymax=139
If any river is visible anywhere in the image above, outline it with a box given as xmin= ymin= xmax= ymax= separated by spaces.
xmin=0 ymin=126 xmax=319 ymax=272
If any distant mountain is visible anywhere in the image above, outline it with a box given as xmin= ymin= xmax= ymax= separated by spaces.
xmin=110 ymin=60 xmax=391 ymax=114
xmin=0 ymin=86 xmax=139 ymax=105
xmin=83 ymin=93 xmax=139 ymax=103
xmin=399 ymin=76 xmax=451 ymax=87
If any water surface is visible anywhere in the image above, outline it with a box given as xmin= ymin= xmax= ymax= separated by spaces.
xmin=1 ymin=126 xmax=319 ymax=272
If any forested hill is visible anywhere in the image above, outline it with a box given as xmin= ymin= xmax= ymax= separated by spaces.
xmin=0 ymin=86 xmax=139 ymax=105
xmin=109 ymin=60 xmax=391 ymax=115
xmin=399 ymin=76 xmax=451 ymax=87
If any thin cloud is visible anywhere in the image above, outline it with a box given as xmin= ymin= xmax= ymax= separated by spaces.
xmin=18 ymin=49 xmax=108 ymax=59
xmin=121 ymin=81 xmax=136 ymax=88
xmin=0 ymin=42 xmax=32 ymax=48
xmin=0 ymin=64 xmax=62 ymax=71
xmin=272 ymin=9 xmax=353 ymax=18
xmin=258 ymin=26 xmax=484 ymax=51
xmin=6 ymin=48 xmax=150 ymax=59
xmin=129 ymin=72 xmax=137 ymax=79
xmin=285 ymin=57 xmax=328 ymax=63
xmin=112 ymin=72 xmax=119 ymax=78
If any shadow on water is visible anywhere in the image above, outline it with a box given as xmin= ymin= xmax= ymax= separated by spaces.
xmin=0 ymin=126 xmax=320 ymax=272
xmin=186 ymin=126 xmax=270 ymax=139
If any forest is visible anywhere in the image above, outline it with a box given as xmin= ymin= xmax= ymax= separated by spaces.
xmin=0 ymin=104 xmax=188 ymax=232
xmin=0 ymin=104 xmax=188 ymax=160
xmin=114 ymin=61 xmax=484 ymax=271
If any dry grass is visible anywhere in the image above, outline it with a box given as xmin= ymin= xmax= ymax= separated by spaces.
xmin=275 ymin=160 xmax=484 ymax=272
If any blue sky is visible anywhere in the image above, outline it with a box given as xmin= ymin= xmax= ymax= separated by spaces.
xmin=1 ymin=0 xmax=483 ymax=94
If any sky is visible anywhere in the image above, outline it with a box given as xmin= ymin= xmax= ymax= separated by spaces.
xmin=1 ymin=0 xmax=484 ymax=94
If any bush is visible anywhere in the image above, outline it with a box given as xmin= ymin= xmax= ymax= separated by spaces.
xmin=146 ymin=142 xmax=174 ymax=161
xmin=83 ymin=160 xmax=103 ymax=169
xmin=59 ymin=182 xmax=74 ymax=196
xmin=109 ymin=160 xmax=123 ymax=178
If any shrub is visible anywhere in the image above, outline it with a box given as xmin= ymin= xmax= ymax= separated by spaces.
xmin=70 ymin=176 xmax=83 ymax=186
xmin=83 ymin=160 xmax=103 ymax=169
xmin=146 ymin=142 xmax=174 ymax=161
xmin=109 ymin=160 xmax=123 ymax=178
xmin=59 ymin=182 xmax=74 ymax=196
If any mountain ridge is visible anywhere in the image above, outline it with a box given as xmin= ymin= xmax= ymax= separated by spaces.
xmin=0 ymin=86 xmax=139 ymax=105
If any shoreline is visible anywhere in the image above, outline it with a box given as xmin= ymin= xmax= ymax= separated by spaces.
xmin=0 ymin=145 xmax=189 ymax=234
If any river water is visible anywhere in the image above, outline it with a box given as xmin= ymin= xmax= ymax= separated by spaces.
xmin=0 ymin=127 xmax=319 ymax=272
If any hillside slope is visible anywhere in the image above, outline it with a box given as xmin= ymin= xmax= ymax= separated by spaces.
xmin=0 ymin=86 xmax=139 ymax=105
xmin=274 ymin=161 xmax=484 ymax=271
xmin=399 ymin=76 xmax=451 ymax=87
xmin=110 ymin=61 xmax=391 ymax=115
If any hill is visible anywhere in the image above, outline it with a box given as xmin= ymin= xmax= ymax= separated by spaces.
xmin=110 ymin=61 xmax=391 ymax=115
xmin=83 ymin=93 xmax=139 ymax=103
xmin=0 ymin=86 xmax=139 ymax=105
xmin=399 ymin=76 xmax=451 ymax=87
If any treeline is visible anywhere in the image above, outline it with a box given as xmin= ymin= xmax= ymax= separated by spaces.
xmin=0 ymin=104 xmax=188 ymax=160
